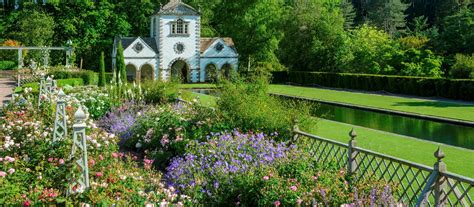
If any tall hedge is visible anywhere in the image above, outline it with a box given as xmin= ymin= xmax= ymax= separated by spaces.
xmin=271 ymin=71 xmax=474 ymax=101
xmin=116 ymin=41 xmax=126 ymax=84
xmin=98 ymin=51 xmax=106 ymax=87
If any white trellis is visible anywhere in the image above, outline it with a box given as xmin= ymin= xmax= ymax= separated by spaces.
xmin=38 ymin=76 xmax=55 ymax=107
xmin=68 ymin=106 xmax=90 ymax=193
xmin=53 ymin=89 xmax=67 ymax=142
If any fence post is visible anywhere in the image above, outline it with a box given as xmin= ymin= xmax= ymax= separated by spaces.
xmin=433 ymin=147 xmax=447 ymax=206
xmin=38 ymin=76 xmax=46 ymax=107
xmin=291 ymin=120 xmax=300 ymax=143
xmin=68 ymin=106 xmax=90 ymax=193
xmin=347 ymin=128 xmax=358 ymax=175
xmin=53 ymin=89 xmax=67 ymax=142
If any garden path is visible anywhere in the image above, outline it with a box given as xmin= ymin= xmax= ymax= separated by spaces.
xmin=0 ymin=77 xmax=15 ymax=106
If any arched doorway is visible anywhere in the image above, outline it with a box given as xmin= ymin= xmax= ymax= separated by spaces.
xmin=126 ymin=64 xmax=137 ymax=82
xmin=140 ymin=64 xmax=154 ymax=82
xmin=205 ymin=64 xmax=217 ymax=82
xmin=221 ymin=63 xmax=233 ymax=79
xmin=170 ymin=60 xmax=189 ymax=83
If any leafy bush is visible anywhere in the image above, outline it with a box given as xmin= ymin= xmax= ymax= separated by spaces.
xmin=0 ymin=60 xmax=16 ymax=70
xmin=283 ymin=71 xmax=474 ymax=101
xmin=166 ymin=131 xmax=397 ymax=206
xmin=16 ymin=78 xmax=84 ymax=94
xmin=451 ymin=53 xmax=474 ymax=79
xmin=217 ymin=77 xmax=311 ymax=140
xmin=69 ymin=86 xmax=116 ymax=119
xmin=141 ymin=80 xmax=179 ymax=104
xmin=48 ymin=69 xmax=98 ymax=85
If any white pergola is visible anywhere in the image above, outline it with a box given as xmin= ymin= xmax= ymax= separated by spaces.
xmin=0 ymin=45 xmax=73 ymax=68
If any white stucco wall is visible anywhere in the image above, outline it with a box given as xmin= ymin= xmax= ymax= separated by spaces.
xmin=123 ymin=38 xmax=158 ymax=80
xmin=200 ymin=39 xmax=239 ymax=82
xmin=157 ymin=15 xmax=200 ymax=82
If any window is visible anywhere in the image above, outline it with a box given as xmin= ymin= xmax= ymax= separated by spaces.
xmin=171 ymin=18 xmax=189 ymax=35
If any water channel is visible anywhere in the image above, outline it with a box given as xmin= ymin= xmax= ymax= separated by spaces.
xmin=190 ymin=89 xmax=474 ymax=150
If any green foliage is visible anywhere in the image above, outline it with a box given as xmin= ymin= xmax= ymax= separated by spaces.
xmin=399 ymin=48 xmax=443 ymax=77
xmin=348 ymin=25 xmax=398 ymax=74
xmin=217 ymin=76 xmax=311 ymax=140
xmin=0 ymin=61 xmax=16 ymax=70
xmin=141 ymin=81 xmax=179 ymax=104
xmin=98 ymin=51 xmax=106 ymax=87
xmin=48 ymin=69 xmax=98 ymax=85
xmin=451 ymin=53 xmax=474 ymax=79
xmin=279 ymin=0 xmax=351 ymax=73
xmin=17 ymin=78 xmax=84 ymax=94
xmin=116 ymin=41 xmax=126 ymax=84
xmin=366 ymin=0 xmax=408 ymax=36
xmin=340 ymin=0 xmax=356 ymax=30
xmin=437 ymin=8 xmax=474 ymax=55
xmin=284 ymin=71 xmax=474 ymax=101
xmin=9 ymin=9 xmax=54 ymax=46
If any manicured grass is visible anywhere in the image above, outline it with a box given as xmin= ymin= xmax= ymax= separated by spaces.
xmin=269 ymin=85 xmax=474 ymax=122
xmin=178 ymin=83 xmax=216 ymax=89
xmin=181 ymin=90 xmax=217 ymax=107
xmin=305 ymin=119 xmax=474 ymax=178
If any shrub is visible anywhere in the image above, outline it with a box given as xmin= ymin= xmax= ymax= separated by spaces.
xmin=69 ymin=86 xmax=116 ymax=119
xmin=48 ymin=69 xmax=98 ymax=85
xmin=451 ymin=53 xmax=474 ymax=79
xmin=0 ymin=61 xmax=16 ymax=70
xmin=217 ymin=77 xmax=311 ymax=140
xmin=141 ymin=80 xmax=179 ymax=104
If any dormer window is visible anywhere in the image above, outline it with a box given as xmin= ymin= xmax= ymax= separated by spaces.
xmin=171 ymin=19 xmax=189 ymax=35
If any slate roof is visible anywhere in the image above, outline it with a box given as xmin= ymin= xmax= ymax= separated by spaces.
xmin=200 ymin=37 xmax=236 ymax=54
xmin=157 ymin=0 xmax=200 ymax=16
xmin=120 ymin=37 xmax=158 ymax=54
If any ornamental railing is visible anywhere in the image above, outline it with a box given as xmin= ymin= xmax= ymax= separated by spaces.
xmin=293 ymin=126 xmax=474 ymax=207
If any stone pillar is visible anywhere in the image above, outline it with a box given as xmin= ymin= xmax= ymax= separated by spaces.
xmin=17 ymin=48 xmax=23 ymax=69
xmin=348 ymin=128 xmax=358 ymax=175
xmin=433 ymin=147 xmax=447 ymax=206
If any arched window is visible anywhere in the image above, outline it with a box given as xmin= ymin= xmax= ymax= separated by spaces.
xmin=171 ymin=18 xmax=189 ymax=35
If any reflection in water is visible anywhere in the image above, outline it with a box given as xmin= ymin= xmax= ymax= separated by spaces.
xmin=314 ymin=103 xmax=474 ymax=150
xmin=190 ymin=89 xmax=474 ymax=150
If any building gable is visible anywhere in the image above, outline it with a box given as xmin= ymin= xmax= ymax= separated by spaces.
xmin=201 ymin=38 xmax=238 ymax=58
xmin=122 ymin=37 xmax=158 ymax=58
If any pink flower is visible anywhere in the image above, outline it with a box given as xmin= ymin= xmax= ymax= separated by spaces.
xmin=99 ymin=154 xmax=104 ymax=160
xmin=290 ymin=185 xmax=298 ymax=191
xmin=296 ymin=198 xmax=303 ymax=205
xmin=339 ymin=169 xmax=345 ymax=176
xmin=312 ymin=175 xmax=319 ymax=181
xmin=8 ymin=168 xmax=15 ymax=174
xmin=263 ymin=176 xmax=269 ymax=180
xmin=112 ymin=152 xmax=119 ymax=158
xmin=58 ymin=159 xmax=65 ymax=165
xmin=95 ymin=172 xmax=103 ymax=177
xmin=144 ymin=159 xmax=154 ymax=165
xmin=23 ymin=200 xmax=31 ymax=207
xmin=0 ymin=157 xmax=3 ymax=162
xmin=0 ymin=171 xmax=7 ymax=177
xmin=274 ymin=200 xmax=281 ymax=207
xmin=48 ymin=157 xmax=54 ymax=162
xmin=89 ymin=159 xmax=96 ymax=166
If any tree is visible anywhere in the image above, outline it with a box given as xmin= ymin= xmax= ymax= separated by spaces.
xmin=367 ymin=0 xmax=408 ymax=36
xmin=116 ymin=41 xmax=126 ymax=84
xmin=98 ymin=51 xmax=106 ymax=87
xmin=340 ymin=0 xmax=356 ymax=30
xmin=279 ymin=0 xmax=351 ymax=72
xmin=436 ymin=8 xmax=474 ymax=55
xmin=9 ymin=8 xmax=54 ymax=46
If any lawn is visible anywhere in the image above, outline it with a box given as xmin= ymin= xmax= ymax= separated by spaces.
xmin=183 ymin=90 xmax=474 ymax=177
xmin=269 ymin=84 xmax=474 ymax=122
xmin=178 ymin=83 xmax=217 ymax=89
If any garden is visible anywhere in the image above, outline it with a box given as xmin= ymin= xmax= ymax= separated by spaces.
xmin=0 ymin=73 xmax=405 ymax=206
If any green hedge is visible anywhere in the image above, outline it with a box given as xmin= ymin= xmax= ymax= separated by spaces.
xmin=0 ymin=61 xmax=17 ymax=70
xmin=48 ymin=70 xmax=98 ymax=85
xmin=16 ymin=78 xmax=84 ymax=94
xmin=271 ymin=71 xmax=474 ymax=101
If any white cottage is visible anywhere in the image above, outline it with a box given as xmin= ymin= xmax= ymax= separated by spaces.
xmin=112 ymin=0 xmax=239 ymax=83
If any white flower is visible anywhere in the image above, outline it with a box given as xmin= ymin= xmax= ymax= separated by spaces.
xmin=136 ymin=142 xmax=142 ymax=149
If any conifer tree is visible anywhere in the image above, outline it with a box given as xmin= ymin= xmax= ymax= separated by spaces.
xmin=116 ymin=41 xmax=126 ymax=84
xmin=367 ymin=0 xmax=408 ymax=36
xmin=98 ymin=51 xmax=106 ymax=87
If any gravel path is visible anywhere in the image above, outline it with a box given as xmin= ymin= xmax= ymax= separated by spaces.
xmin=0 ymin=77 xmax=15 ymax=106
